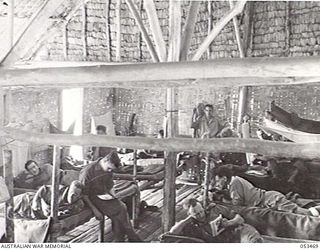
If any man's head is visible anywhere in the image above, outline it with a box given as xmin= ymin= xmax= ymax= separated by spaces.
xmin=96 ymin=125 xmax=107 ymax=135
xmin=243 ymin=114 xmax=250 ymax=122
xmin=99 ymin=151 xmax=121 ymax=172
xmin=204 ymin=104 xmax=214 ymax=118
xmin=25 ymin=160 xmax=40 ymax=176
xmin=157 ymin=129 xmax=164 ymax=139
xmin=183 ymin=198 xmax=206 ymax=222
xmin=212 ymin=165 xmax=233 ymax=191
xmin=67 ymin=180 xmax=83 ymax=203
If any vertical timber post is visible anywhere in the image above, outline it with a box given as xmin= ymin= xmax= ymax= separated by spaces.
xmin=162 ymin=0 xmax=181 ymax=233
xmin=3 ymin=150 xmax=14 ymax=242
xmin=49 ymin=145 xmax=61 ymax=242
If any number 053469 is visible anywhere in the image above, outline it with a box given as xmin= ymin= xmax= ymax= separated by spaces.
xmin=300 ymin=244 xmax=319 ymax=248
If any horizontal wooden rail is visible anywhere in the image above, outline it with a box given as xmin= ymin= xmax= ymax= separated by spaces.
xmin=2 ymin=77 xmax=320 ymax=90
xmin=1 ymin=56 xmax=320 ymax=87
xmin=1 ymin=127 xmax=320 ymax=159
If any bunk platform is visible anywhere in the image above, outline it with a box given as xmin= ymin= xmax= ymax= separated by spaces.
xmin=57 ymin=184 xmax=317 ymax=243
xmin=57 ymin=184 xmax=200 ymax=243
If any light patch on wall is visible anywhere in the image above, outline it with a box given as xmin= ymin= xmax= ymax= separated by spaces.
xmin=62 ymin=88 xmax=83 ymax=160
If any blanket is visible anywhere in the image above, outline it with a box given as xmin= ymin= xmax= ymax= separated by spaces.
xmin=239 ymin=206 xmax=320 ymax=241
xmin=14 ymin=217 xmax=51 ymax=243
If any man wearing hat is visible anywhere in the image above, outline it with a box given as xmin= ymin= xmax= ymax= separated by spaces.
xmin=79 ymin=151 xmax=142 ymax=242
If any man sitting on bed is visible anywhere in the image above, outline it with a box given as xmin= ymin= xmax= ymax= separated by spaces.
xmin=14 ymin=160 xmax=63 ymax=190
xmin=79 ymin=151 xmax=142 ymax=242
xmin=170 ymin=198 xmax=263 ymax=243
xmin=212 ymin=165 xmax=320 ymax=217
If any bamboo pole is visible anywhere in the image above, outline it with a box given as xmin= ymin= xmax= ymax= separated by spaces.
xmin=1 ymin=127 xmax=320 ymax=159
xmin=125 ymin=0 xmax=159 ymax=62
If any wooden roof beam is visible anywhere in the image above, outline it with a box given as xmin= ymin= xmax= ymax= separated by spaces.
xmin=180 ymin=1 xmax=200 ymax=61
xmin=144 ymin=0 xmax=167 ymax=62
xmin=1 ymin=127 xmax=320 ymax=159
xmin=0 ymin=0 xmax=81 ymax=67
xmin=1 ymin=56 xmax=320 ymax=87
xmin=192 ymin=0 xmax=247 ymax=61
xmin=229 ymin=0 xmax=245 ymax=58
xmin=125 ymin=0 xmax=159 ymax=62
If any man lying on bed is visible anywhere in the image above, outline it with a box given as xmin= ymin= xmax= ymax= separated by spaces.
xmin=169 ymin=198 xmax=263 ymax=243
xmin=14 ymin=180 xmax=84 ymax=219
xmin=14 ymin=160 xmax=63 ymax=190
xmin=211 ymin=165 xmax=320 ymax=217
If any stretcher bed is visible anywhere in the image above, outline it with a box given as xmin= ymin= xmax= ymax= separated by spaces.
xmin=261 ymin=118 xmax=320 ymax=143
xmin=3 ymin=178 xmax=139 ymax=243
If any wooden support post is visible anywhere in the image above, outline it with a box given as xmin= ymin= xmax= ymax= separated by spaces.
xmin=237 ymin=86 xmax=248 ymax=132
xmin=115 ymin=0 xmax=121 ymax=62
xmin=163 ymin=151 xmax=176 ymax=233
xmin=81 ymin=1 xmax=87 ymax=59
xmin=105 ymin=0 xmax=111 ymax=61
xmin=3 ymin=150 xmax=14 ymax=242
xmin=192 ymin=1 xmax=246 ymax=61
xmin=132 ymin=149 xmax=138 ymax=228
xmin=230 ymin=1 xmax=252 ymax=131
xmin=144 ymin=0 xmax=167 ymax=62
xmin=180 ymin=1 xmax=200 ymax=61
xmin=162 ymin=0 xmax=181 ymax=233
xmin=49 ymin=145 xmax=61 ymax=242
xmin=125 ymin=0 xmax=160 ymax=62
xmin=202 ymin=152 xmax=210 ymax=209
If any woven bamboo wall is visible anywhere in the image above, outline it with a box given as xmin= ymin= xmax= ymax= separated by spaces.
xmin=32 ymin=1 xmax=320 ymax=138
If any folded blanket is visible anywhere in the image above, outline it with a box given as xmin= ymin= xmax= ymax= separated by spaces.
xmin=14 ymin=217 xmax=51 ymax=243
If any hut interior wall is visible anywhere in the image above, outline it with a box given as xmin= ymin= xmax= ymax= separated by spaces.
xmin=3 ymin=1 xmax=320 ymax=166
